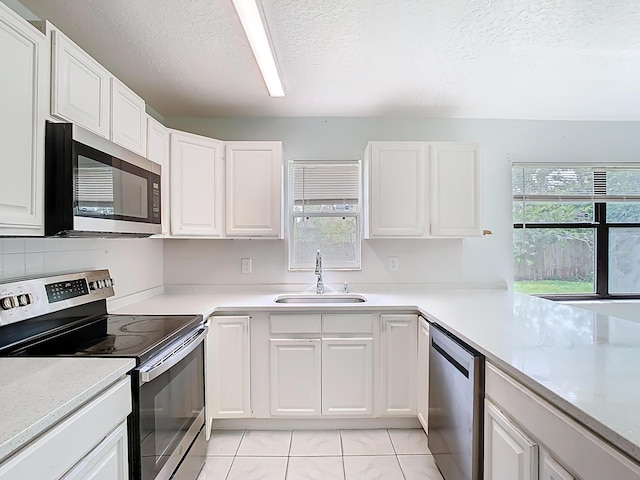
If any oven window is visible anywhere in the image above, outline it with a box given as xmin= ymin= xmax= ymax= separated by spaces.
xmin=75 ymin=155 xmax=148 ymax=219
xmin=139 ymin=342 xmax=204 ymax=479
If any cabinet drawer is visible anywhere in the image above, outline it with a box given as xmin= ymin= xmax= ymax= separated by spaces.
xmin=270 ymin=314 xmax=321 ymax=334
xmin=323 ymin=314 xmax=373 ymax=334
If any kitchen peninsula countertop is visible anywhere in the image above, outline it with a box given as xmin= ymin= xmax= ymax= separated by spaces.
xmin=112 ymin=285 xmax=640 ymax=464
xmin=0 ymin=357 xmax=135 ymax=463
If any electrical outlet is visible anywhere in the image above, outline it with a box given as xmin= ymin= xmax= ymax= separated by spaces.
xmin=388 ymin=256 xmax=399 ymax=271
xmin=241 ymin=258 xmax=252 ymax=274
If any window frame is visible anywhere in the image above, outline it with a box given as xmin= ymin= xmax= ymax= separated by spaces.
xmin=287 ymin=160 xmax=362 ymax=271
xmin=513 ymin=167 xmax=640 ymax=300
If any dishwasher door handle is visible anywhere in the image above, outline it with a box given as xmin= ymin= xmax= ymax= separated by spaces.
xmin=431 ymin=337 xmax=470 ymax=378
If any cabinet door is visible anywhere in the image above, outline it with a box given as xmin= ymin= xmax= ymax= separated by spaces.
xmin=416 ymin=317 xmax=429 ymax=432
xmin=62 ymin=421 xmax=128 ymax=480
xmin=430 ymin=142 xmax=483 ymax=236
xmin=322 ymin=337 xmax=373 ymax=416
xmin=380 ymin=314 xmax=417 ymax=415
xmin=484 ymin=400 xmax=538 ymax=480
xmin=170 ymin=130 xmax=224 ymax=236
xmin=146 ymin=116 xmax=170 ymax=235
xmin=0 ymin=4 xmax=46 ymax=235
xmin=366 ymin=142 xmax=427 ymax=238
xmin=207 ymin=316 xmax=251 ymax=427
xmin=225 ymin=141 xmax=283 ymax=237
xmin=50 ymin=27 xmax=110 ymax=138
xmin=111 ymin=78 xmax=146 ymax=156
xmin=270 ymin=339 xmax=321 ymax=416
xmin=540 ymin=450 xmax=574 ymax=480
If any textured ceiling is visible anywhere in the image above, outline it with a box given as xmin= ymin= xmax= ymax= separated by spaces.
xmin=15 ymin=0 xmax=640 ymax=120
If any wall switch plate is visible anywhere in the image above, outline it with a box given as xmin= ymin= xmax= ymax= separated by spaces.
xmin=388 ymin=256 xmax=399 ymax=271
xmin=241 ymin=258 xmax=252 ymax=274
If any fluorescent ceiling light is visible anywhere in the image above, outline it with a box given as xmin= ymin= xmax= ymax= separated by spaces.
xmin=231 ymin=0 xmax=285 ymax=97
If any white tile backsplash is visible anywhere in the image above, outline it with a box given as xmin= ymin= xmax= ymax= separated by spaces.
xmin=3 ymin=253 xmax=25 ymax=279
xmin=0 ymin=238 xmax=163 ymax=299
xmin=3 ymin=239 xmax=25 ymax=254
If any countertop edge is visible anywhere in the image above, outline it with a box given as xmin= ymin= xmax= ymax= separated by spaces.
xmin=0 ymin=358 xmax=135 ymax=464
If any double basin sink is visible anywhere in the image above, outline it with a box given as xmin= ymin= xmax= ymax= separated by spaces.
xmin=274 ymin=294 xmax=366 ymax=304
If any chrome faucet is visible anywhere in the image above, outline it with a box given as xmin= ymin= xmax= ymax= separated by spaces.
xmin=315 ymin=250 xmax=324 ymax=294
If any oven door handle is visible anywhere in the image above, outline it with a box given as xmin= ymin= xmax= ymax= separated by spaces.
xmin=139 ymin=326 xmax=208 ymax=385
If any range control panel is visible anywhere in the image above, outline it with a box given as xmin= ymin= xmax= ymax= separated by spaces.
xmin=0 ymin=269 xmax=115 ymax=326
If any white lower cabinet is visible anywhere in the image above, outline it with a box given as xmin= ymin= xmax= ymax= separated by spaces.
xmin=270 ymin=338 xmax=321 ymax=416
xmin=540 ymin=450 xmax=574 ymax=480
xmin=416 ymin=317 xmax=429 ymax=431
xmin=486 ymin=362 xmax=640 ymax=480
xmin=322 ymin=337 xmax=373 ymax=416
xmin=484 ymin=399 xmax=538 ymax=480
xmin=380 ymin=314 xmax=417 ymax=416
xmin=207 ymin=316 xmax=251 ymax=426
xmin=62 ymin=421 xmax=128 ymax=480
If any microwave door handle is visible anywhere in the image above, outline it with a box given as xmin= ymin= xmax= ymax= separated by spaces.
xmin=138 ymin=326 xmax=208 ymax=385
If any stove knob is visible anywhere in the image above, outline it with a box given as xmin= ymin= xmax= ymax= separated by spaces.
xmin=89 ymin=281 xmax=98 ymax=290
xmin=104 ymin=278 xmax=112 ymax=288
xmin=1 ymin=296 xmax=16 ymax=310
xmin=17 ymin=294 xmax=32 ymax=306
xmin=108 ymin=278 xmax=115 ymax=286
xmin=98 ymin=280 xmax=105 ymax=289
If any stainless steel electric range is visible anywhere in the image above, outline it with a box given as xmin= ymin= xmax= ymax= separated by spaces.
xmin=0 ymin=269 xmax=207 ymax=480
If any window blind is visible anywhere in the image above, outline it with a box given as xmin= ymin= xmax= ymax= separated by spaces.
xmin=512 ymin=164 xmax=640 ymax=202
xmin=292 ymin=162 xmax=359 ymax=205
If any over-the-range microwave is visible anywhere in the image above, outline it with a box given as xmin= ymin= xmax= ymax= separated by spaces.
xmin=45 ymin=122 xmax=162 ymax=237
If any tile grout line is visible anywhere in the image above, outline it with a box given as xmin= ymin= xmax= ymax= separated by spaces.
xmin=284 ymin=430 xmax=293 ymax=479
xmin=339 ymin=429 xmax=347 ymax=480
xmin=225 ymin=429 xmax=246 ymax=480
xmin=387 ymin=429 xmax=408 ymax=480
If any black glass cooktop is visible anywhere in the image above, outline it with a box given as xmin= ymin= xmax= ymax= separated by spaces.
xmin=8 ymin=314 xmax=202 ymax=365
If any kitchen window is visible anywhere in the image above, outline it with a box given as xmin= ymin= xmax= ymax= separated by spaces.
xmin=513 ymin=163 xmax=640 ymax=299
xmin=289 ymin=161 xmax=361 ymax=270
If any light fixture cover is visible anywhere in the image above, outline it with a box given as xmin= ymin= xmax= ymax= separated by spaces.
xmin=231 ymin=0 xmax=285 ymax=97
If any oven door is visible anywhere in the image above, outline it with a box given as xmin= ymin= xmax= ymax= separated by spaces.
xmin=133 ymin=326 xmax=207 ymax=480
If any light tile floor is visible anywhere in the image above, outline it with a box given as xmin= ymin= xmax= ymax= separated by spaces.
xmin=197 ymin=428 xmax=444 ymax=480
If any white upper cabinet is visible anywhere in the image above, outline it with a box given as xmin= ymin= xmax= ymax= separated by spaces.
xmin=365 ymin=142 xmax=427 ymax=238
xmin=146 ymin=116 xmax=170 ymax=235
xmin=430 ymin=142 xmax=483 ymax=236
xmin=50 ymin=25 xmax=110 ymax=138
xmin=225 ymin=141 xmax=283 ymax=238
xmin=170 ymin=130 xmax=224 ymax=236
xmin=0 ymin=3 xmax=47 ymax=235
xmin=365 ymin=141 xmax=483 ymax=238
xmin=110 ymin=77 xmax=146 ymax=156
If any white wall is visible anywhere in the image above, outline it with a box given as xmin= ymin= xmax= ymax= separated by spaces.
xmin=1 ymin=238 xmax=163 ymax=299
xmin=164 ymin=117 xmax=640 ymax=287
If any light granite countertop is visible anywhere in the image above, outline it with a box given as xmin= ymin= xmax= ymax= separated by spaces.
xmin=0 ymin=357 xmax=135 ymax=463
xmin=112 ymin=285 xmax=640 ymax=464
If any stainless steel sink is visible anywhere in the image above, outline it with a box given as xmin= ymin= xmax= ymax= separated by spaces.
xmin=274 ymin=294 xmax=366 ymax=304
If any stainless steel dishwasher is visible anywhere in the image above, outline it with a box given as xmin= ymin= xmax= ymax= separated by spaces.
xmin=428 ymin=323 xmax=484 ymax=480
